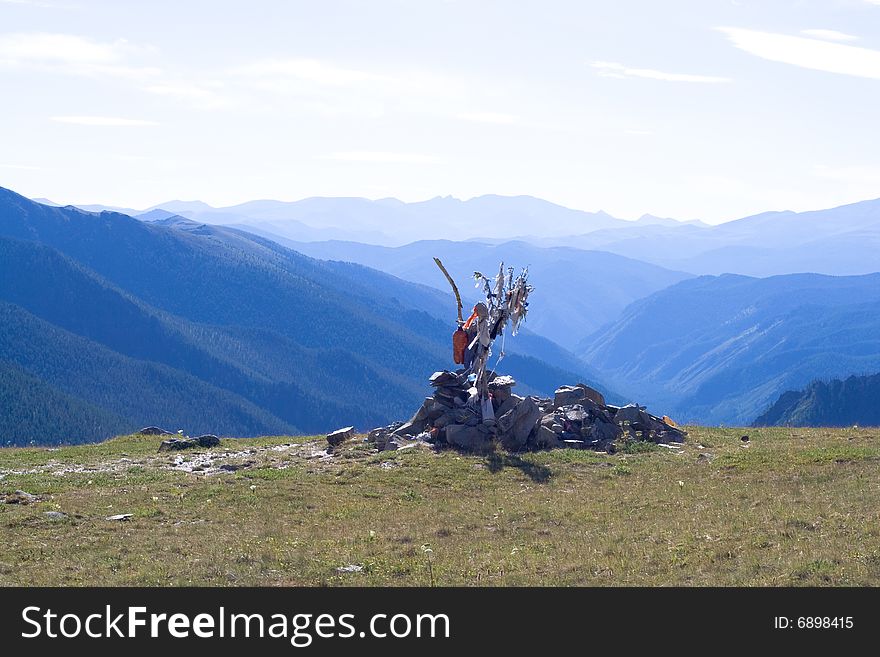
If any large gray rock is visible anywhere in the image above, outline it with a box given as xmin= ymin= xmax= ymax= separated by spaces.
xmin=497 ymin=397 xmax=543 ymax=451
xmin=564 ymin=405 xmax=588 ymax=423
xmin=392 ymin=398 xmax=436 ymax=437
xmin=529 ymin=425 xmax=563 ymax=449
xmin=434 ymin=408 xmax=477 ymax=429
xmin=194 ymin=434 xmax=220 ymax=448
xmin=432 ymin=412 xmax=454 ymax=429
xmin=488 ymin=375 xmax=516 ymax=404
xmin=493 ymin=393 xmax=522 ymax=418
xmin=425 ymin=401 xmax=449 ymax=422
xmin=368 ymin=428 xmax=392 ymax=450
xmin=553 ymin=384 xmax=606 ymax=409
xmin=327 ymin=426 xmax=355 ymax=447
xmin=497 ymin=398 xmax=526 ymax=433
xmin=588 ymin=420 xmax=623 ymax=443
xmin=445 ymin=424 xmax=492 ymax=452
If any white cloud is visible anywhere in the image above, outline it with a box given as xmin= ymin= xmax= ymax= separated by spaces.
xmin=144 ymin=81 xmax=230 ymax=109
xmin=0 ymin=32 xmax=118 ymax=64
xmin=230 ymin=58 xmax=391 ymax=87
xmin=51 ymin=115 xmax=159 ymax=126
xmin=456 ymin=111 xmax=519 ymax=125
xmin=717 ymin=27 xmax=880 ymax=79
xmin=0 ymin=163 xmax=42 ymax=169
xmin=800 ymin=29 xmax=858 ymax=42
xmin=813 ymin=164 xmax=880 ymax=184
xmin=322 ymin=151 xmax=442 ymax=164
xmin=229 ymin=57 xmax=467 ymax=112
xmin=0 ymin=32 xmax=159 ymax=79
xmin=145 ymin=82 xmax=213 ymax=99
xmin=0 ymin=32 xmax=233 ymax=110
xmin=591 ymin=61 xmax=730 ymax=83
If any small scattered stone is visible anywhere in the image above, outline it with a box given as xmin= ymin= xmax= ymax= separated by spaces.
xmin=3 ymin=490 xmax=37 ymax=505
xmin=336 ymin=564 xmax=363 ymax=573
xmin=43 ymin=511 xmax=67 ymax=521
xmin=105 ymin=513 xmax=132 ymax=521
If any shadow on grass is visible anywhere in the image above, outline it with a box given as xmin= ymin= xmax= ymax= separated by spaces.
xmin=485 ymin=453 xmax=552 ymax=483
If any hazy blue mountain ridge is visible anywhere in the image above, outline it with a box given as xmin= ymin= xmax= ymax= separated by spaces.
xmin=281 ymin=238 xmax=692 ymax=349
xmin=1 ymin=186 xmax=608 ymax=444
xmin=580 ymin=273 xmax=880 ymax=425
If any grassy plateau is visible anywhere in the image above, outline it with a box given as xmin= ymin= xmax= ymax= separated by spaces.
xmin=1 ymin=427 xmax=879 ymax=586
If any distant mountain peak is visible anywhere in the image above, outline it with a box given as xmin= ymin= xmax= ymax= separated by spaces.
xmin=137 ymin=209 xmax=196 ymax=225
xmin=754 ymin=373 xmax=880 ymax=427
xmin=149 ymin=200 xmax=216 ymax=214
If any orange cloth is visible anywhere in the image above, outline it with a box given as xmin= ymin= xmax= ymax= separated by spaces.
xmin=462 ymin=307 xmax=479 ymax=330
xmin=453 ymin=328 xmax=468 ymax=364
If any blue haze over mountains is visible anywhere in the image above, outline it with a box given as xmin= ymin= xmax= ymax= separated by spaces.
xmin=105 ymin=193 xmax=880 ymax=279
xmin=0 ymin=187 xmax=607 ymax=445
xmin=3 ymin=186 xmax=880 ymax=444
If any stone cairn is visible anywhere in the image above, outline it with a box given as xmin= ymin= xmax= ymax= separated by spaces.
xmin=356 ymin=259 xmax=684 ymax=454
xmin=365 ymin=373 xmax=685 ymax=453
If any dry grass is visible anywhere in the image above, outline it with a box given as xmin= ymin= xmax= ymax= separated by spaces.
xmin=1 ymin=427 xmax=879 ymax=586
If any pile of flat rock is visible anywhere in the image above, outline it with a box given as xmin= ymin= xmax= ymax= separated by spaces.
xmin=365 ymin=371 xmax=686 ymax=453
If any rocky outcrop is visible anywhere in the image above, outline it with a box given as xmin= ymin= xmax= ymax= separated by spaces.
xmin=157 ymin=434 xmax=221 ymax=452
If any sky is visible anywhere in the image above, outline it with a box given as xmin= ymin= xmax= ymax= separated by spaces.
xmin=1 ymin=0 xmax=879 ymax=224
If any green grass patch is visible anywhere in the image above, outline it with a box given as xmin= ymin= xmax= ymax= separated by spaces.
xmin=2 ymin=427 xmax=879 ymax=586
